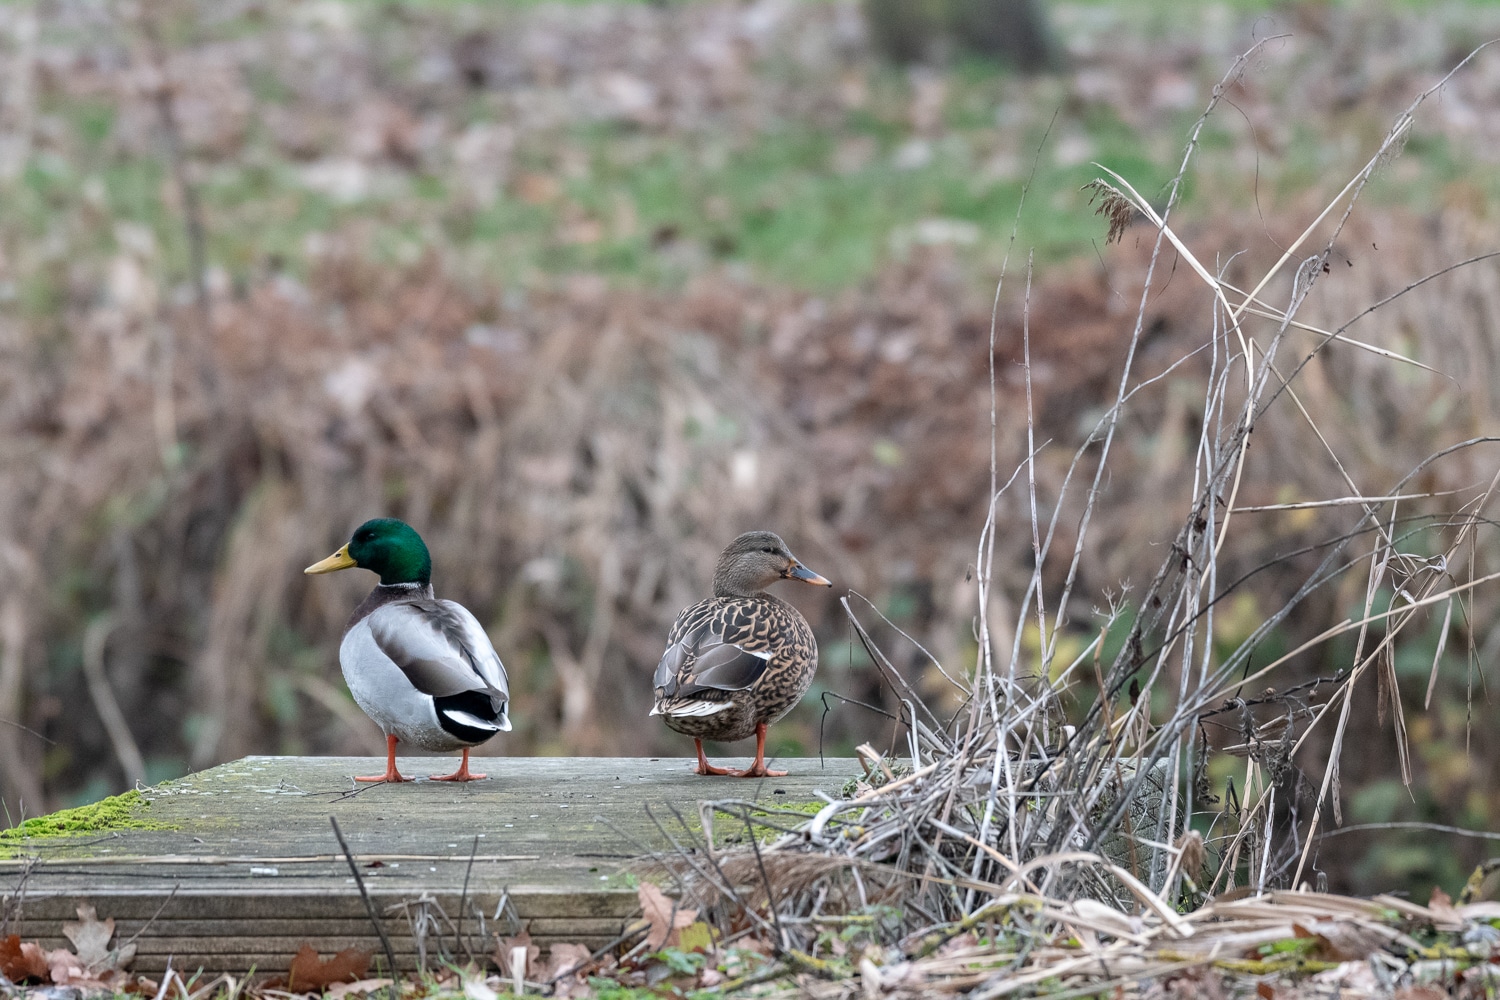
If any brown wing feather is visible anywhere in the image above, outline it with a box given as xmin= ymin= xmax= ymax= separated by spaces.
xmin=657 ymin=596 xmax=812 ymax=697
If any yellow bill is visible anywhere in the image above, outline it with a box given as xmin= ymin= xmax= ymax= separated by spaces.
xmin=304 ymin=544 xmax=357 ymax=575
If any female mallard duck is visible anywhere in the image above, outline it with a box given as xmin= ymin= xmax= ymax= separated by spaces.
xmin=651 ymin=531 xmax=832 ymax=777
xmin=305 ymin=518 xmax=511 ymax=783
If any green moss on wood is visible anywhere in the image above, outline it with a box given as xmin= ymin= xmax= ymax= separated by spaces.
xmin=0 ymin=789 xmax=176 ymax=843
xmin=716 ymin=799 xmax=825 ymax=846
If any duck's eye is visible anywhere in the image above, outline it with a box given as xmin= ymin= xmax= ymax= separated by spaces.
xmin=762 ymin=547 xmax=776 ymax=554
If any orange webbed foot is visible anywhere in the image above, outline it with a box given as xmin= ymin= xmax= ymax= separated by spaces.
xmin=693 ymin=739 xmax=737 ymax=776
xmin=694 ymin=760 xmax=737 ymax=776
xmin=356 ymin=735 xmax=411 ymax=782
xmin=730 ymin=722 xmax=785 ymax=778
xmin=430 ymin=750 xmax=487 ymax=782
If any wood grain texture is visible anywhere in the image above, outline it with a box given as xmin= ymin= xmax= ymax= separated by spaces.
xmin=1 ymin=755 xmax=859 ymax=975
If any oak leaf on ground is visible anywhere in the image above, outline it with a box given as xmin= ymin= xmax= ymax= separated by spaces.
xmin=63 ymin=903 xmax=136 ymax=973
xmin=637 ymin=882 xmax=697 ymax=950
xmin=2 ymin=905 xmax=138 ymax=988
xmin=286 ymin=943 xmax=371 ymax=991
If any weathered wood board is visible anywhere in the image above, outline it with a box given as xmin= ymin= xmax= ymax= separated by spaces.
xmin=1 ymin=756 xmax=860 ymax=976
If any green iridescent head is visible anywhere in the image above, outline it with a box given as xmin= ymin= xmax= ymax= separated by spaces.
xmin=305 ymin=518 xmax=432 ymax=586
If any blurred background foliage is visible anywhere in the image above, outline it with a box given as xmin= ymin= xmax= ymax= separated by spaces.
xmin=1 ymin=0 xmax=1499 ymax=900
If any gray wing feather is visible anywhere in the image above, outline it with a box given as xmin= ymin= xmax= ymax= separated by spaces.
xmin=653 ymin=642 xmax=688 ymax=692
xmin=656 ymin=624 xmax=770 ymax=697
xmin=688 ymin=642 xmax=770 ymax=692
xmin=366 ymin=601 xmax=509 ymax=700
xmin=433 ymin=599 xmax=511 ymax=697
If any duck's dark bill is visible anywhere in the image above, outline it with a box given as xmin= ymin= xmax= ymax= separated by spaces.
xmin=786 ymin=563 xmax=833 ymax=587
xmin=305 ymin=545 xmax=357 ymax=575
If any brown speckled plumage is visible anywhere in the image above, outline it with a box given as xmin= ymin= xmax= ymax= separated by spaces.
xmin=656 ymin=593 xmax=818 ymax=741
xmin=652 ymin=531 xmax=832 ymax=777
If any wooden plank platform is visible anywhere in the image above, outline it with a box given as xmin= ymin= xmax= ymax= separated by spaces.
xmin=1 ymin=756 xmax=860 ymax=976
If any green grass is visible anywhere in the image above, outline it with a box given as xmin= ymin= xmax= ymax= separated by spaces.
xmin=8 ymin=0 xmax=1500 ymax=325
xmin=0 ymin=0 xmax=1196 ymax=312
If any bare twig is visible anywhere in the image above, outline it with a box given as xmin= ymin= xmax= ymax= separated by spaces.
xmin=121 ymin=882 xmax=180 ymax=952
xmin=329 ymin=815 xmax=400 ymax=995
xmin=455 ymin=835 xmax=479 ymax=966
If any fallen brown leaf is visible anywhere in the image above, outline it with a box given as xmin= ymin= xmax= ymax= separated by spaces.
xmin=286 ymin=943 xmax=371 ymax=991
xmin=0 ymin=935 xmax=51 ymax=983
xmin=5 ymin=906 xmax=140 ymax=989
xmin=545 ymin=942 xmax=594 ymax=998
xmin=62 ymin=903 xmax=136 ymax=974
xmin=731 ymin=934 xmax=774 ymax=957
xmin=495 ymin=929 xmax=539 ymax=981
xmin=637 ymin=882 xmax=697 ymax=950
xmin=1298 ymin=920 xmax=1387 ymax=961
xmin=47 ymin=946 xmax=103 ymax=987
xmin=1426 ymin=886 xmax=1465 ymax=931
xmin=542 ymin=941 xmax=592 ymax=981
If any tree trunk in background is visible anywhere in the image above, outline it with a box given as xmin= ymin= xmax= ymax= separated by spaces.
xmin=863 ymin=0 xmax=1060 ymax=72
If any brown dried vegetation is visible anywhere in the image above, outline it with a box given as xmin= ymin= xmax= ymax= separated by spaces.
xmin=0 ymin=0 xmax=1498 ymax=912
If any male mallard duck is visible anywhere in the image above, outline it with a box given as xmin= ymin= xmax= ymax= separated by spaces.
xmin=305 ymin=518 xmax=511 ymax=783
xmin=651 ymin=531 xmax=832 ymax=777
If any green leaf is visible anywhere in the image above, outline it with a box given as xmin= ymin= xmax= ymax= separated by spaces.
xmin=678 ymin=922 xmax=714 ymax=953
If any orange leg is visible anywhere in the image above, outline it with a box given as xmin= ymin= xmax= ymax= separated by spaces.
xmin=355 ymin=734 xmax=411 ymax=783
xmin=730 ymin=723 xmax=787 ymax=778
xmin=693 ymin=739 xmax=736 ymax=776
xmin=431 ymin=747 xmax=487 ymax=782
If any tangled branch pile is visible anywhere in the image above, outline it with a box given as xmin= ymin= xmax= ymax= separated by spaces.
xmin=628 ymin=46 xmax=1500 ymax=999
